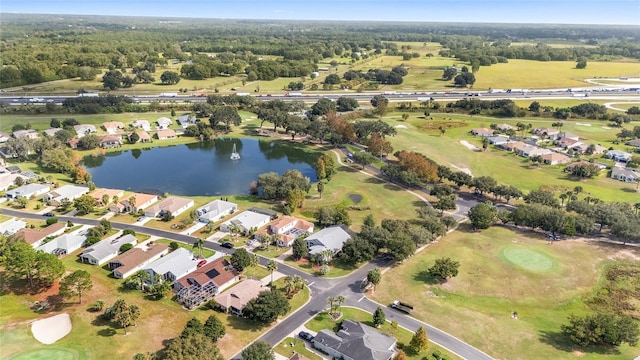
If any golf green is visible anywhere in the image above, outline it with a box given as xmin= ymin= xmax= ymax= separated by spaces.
xmin=501 ymin=247 xmax=556 ymax=272
xmin=9 ymin=349 xmax=78 ymax=360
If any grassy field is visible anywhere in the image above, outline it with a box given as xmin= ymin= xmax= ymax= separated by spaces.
xmin=275 ymin=336 xmax=323 ymax=360
xmin=304 ymin=307 xmax=460 ymax=360
xmin=370 ymin=225 xmax=640 ymax=360
xmin=381 ymin=112 xmax=640 ymax=203
xmin=0 ymin=244 xmax=309 ymax=360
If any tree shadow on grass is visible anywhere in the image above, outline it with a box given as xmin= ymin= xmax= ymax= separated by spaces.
xmin=412 ymin=270 xmax=445 ymax=285
xmin=621 ymin=187 xmax=639 ymax=193
xmin=97 ymin=327 xmax=117 ymax=337
xmin=227 ymin=314 xmax=268 ymax=332
xmin=538 ymin=330 xmax=621 ymax=356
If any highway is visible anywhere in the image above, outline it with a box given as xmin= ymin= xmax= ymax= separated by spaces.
xmin=2 ymin=87 xmax=640 ymax=107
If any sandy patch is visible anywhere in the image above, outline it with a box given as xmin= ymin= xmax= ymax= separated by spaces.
xmin=449 ymin=164 xmax=473 ymax=177
xmin=32 ymin=313 xmax=72 ymax=344
xmin=575 ymin=122 xmax=591 ymax=126
xmin=459 ymin=140 xmax=480 ymax=151
xmin=395 ymin=125 xmax=408 ymax=129
xmin=601 ymin=126 xmax=612 ymax=130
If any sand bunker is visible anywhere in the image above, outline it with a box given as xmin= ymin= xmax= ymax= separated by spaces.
xmin=395 ymin=125 xmax=408 ymax=129
xmin=32 ymin=313 xmax=72 ymax=344
xmin=459 ymin=140 xmax=480 ymax=151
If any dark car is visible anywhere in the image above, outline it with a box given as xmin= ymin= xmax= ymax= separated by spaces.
xmin=43 ymin=212 xmax=55 ymax=217
xmin=221 ymin=242 xmax=234 ymax=249
xmin=298 ymin=331 xmax=314 ymax=342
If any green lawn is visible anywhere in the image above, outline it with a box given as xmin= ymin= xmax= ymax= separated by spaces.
xmin=305 ymin=307 xmax=460 ymax=360
xmin=275 ymin=337 xmax=323 ymax=360
xmin=370 ymin=225 xmax=640 ymax=360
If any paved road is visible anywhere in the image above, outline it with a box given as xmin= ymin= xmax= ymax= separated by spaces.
xmin=4 ymin=207 xmax=492 ymax=359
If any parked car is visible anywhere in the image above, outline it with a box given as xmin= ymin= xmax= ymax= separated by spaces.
xmin=298 ymin=331 xmax=314 ymax=342
xmin=197 ymin=260 xmax=207 ymax=267
xmin=221 ymin=242 xmax=234 ymax=249
xmin=43 ymin=212 xmax=55 ymax=217
xmin=137 ymin=216 xmax=146 ymax=222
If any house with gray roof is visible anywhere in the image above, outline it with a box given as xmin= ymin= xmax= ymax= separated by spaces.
xmin=43 ymin=128 xmax=62 ymax=137
xmin=144 ymin=247 xmax=198 ymax=283
xmin=313 ymin=319 xmax=397 ymax=360
xmin=177 ymin=114 xmax=197 ymax=128
xmin=37 ymin=233 xmax=87 ymax=257
xmin=304 ymin=225 xmax=352 ymax=257
xmin=132 ymin=120 xmax=152 ymax=131
xmin=196 ymin=200 xmax=238 ymax=223
xmin=605 ymin=150 xmax=632 ymax=163
xmin=144 ymin=197 xmax=194 ymax=218
xmin=611 ymin=165 xmax=640 ymax=183
xmin=487 ymin=136 xmax=510 ymax=145
xmin=73 ymin=124 xmax=97 ymax=137
xmin=5 ymin=183 xmax=50 ymax=199
xmin=79 ymin=234 xmax=138 ymax=266
xmin=219 ymin=210 xmax=271 ymax=234
xmin=156 ymin=117 xmax=172 ymax=130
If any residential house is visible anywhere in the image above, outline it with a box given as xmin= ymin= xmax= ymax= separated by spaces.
xmin=0 ymin=173 xmax=28 ymax=192
xmin=79 ymin=234 xmax=138 ymax=266
xmin=571 ymin=143 xmax=606 ymax=155
xmin=156 ymin=117 xmax=172 ymax=130
xmin=37 ymin=233 xmax=87 ymax=257
xmin=108 ymin=243 xmax=169 ymax=279
xmin=174 ymin=256 xmax=239 ymax=309
xmin=565 ymin=161 xmax=607 ymax=173
xmin=495 ymin=123 xmax=516 ymax=132
xmin=144 ymin=197 xmax=194 ymax=218
xmin=14 ymin=222 xmax=66 ymax=248
xmin=144 ymin=247 xmax=198 ymax=283
xmin=219 ymin=210 xmax=271 ymax=234
xmin=43 ymin=185 xmax=89 ymax=205
xmin=605 ymin=150 xmax=632 ymax=163
xmin=288 ymin=354 xmax=311 ymax=360
xmin=156 ymin=129 xmax=177 ymax=140
xmin=611 ymin=165 xmax=640 ymax=183
xmin=254 ymin=216 xmax=315 ymax=247
xmin=89 ymin=188 xmax=124 ymax=206
xmin=0 ymin=219 xmax=27 ymax=236
xmin=137 ymin=131 xmax=151 ymax=143
xmin=487 ymin=136 xmax=510 ymax=145
xmin=498 ymin=141 xmax=526 ymax=152
xmin=99 ymin=135 xmax=123 ymax=149
xmin=43 ymin=128 xmax=62 ymax=137
xmin=626 ymin=139 xmax=640 ymax=147
xmin=196 ymin=200 xmax=238 ymax=223
xmin=555 ymin=137 xmax=582 ymax=149
xmin=541 ymin=152 xmax=572 ymax=165
xmin=213 ymin=278 xmax=267 ymax=315
xmin=102 ymin=121 xmax=125 ymax=134
xmin=470 ymin=128 xmax=494 ymax=137
xmin=517 ymin=145 xmax=552 ymax=158
xmin=131 ymin=120 xmax=151 ymax=131
xmin=13 ymin=129 xmax=40 ymax=140
xmin=5 ymin=183 xmax=50 ymax=199
xmin=177 ymin=114 xmax=197 ymax=128
xmin=304 ymin=225 xmax=353 ymax=257
xmin=68 ymin=138 xmax=80 ymax=149
xmin=73 ymin=124 xmax=97 ymax=137
xmin=5 ymin=166 xmax=20 ymax=174
xmin=312 ymin=320 xmax=397 ymax=360
xmin=533 ymin=127 xmax=560 ymax=138
xmin=112 ymin=193 xmax=158 ymax=213
xmin=557 ymin=131 xmax=580 ymax=141
xmin=0 ymin=131 xmax=10 ymax=143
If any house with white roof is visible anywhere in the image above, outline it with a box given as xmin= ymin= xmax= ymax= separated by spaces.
xmin=79 ymin=234 xmax=138 ymax=265
xmin=108 ymin=242 xmax=169 ymax=279
xmin=156 ymin=117 xmax=172 ymax=130
xmin=144 ymin=197 xmax=194 ymax=218
xmin=177 ymin=114 xmax=197 ymax=128
xmin=13 ymin=130 xmax=39 ymax=140
xmin=37 ymin=233 xmax=87 ymax=257
xmin=144 ymin=247 xmax=199 ymax=283
xmin=73 ymin=124 xmax=97 ymax=137
xmin=219 ymin=210 xmax=271 ymax=234
xmin=43 ymin=185 xmax=89 ymax=205
xmin=196 ymin=200 xmax=238 ymax=223
xmin=0 ymin=218 xmax=27 ymax=236
xmin=43 ymin=128 xmax=62 ymax=137
xmin=304 ymin=225 xmax=353 ymax=257
xmin=5 ymin=183 xmax=50 ymax=199
xmin=517 ymin=145 xmax=552 ymax=158
xmin=131 ymin=120 xmax=152 ymax=132
xmin=0 ymin=131 xmax=10 ymax=143
xmin=470 ymin=128 xmax=494 ymax=137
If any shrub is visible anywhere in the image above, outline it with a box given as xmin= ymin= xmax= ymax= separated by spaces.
xmin=46 ymin=217 xmax=59 ymax=225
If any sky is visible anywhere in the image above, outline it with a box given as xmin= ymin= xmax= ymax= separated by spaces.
xmin=1 ymin=0 xmax=639 ymax=25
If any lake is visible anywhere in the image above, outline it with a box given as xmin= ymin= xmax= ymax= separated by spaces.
xmin=83 ymin=138 xmax=317 ymax=196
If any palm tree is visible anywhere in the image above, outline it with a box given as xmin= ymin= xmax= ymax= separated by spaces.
xmin=258 ymin=233 xmax=270 ymax=251
xmin=267 ymin=260 xmax=278 ymax=284
xmin=634 ymin=203 xmax=640 ymax=215
xmin=293 ymin=275 xmax=305 ymax=293
xmin=559 ymin=193 xmax=567 ymax=206
xmin=132 ymin=270 xmax=150 ymax=290
xmin=283 ymin=275 xmax=296 ymax=297
xmin=326 ymin=296 xmax=336 ymax=316
xmin=335 ymin=295 xmax=345 ymax=316
xmin=193 ymin=238 xmax=205 ymax=259
xmin=249 ymin=254 xmax=259 ymax=278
